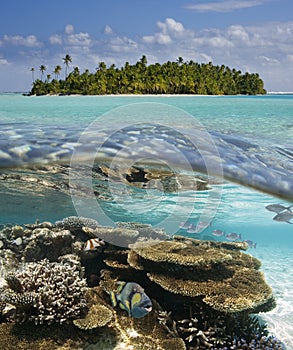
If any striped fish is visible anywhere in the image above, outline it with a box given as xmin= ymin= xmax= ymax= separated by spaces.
xmin=110 ymin=281 xmax=152 ymax=318
xmin=83 ymin=238 xmax=105 ymax=251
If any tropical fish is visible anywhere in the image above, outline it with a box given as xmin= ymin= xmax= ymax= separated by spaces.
xmin=196 ymin=221 xmax=211 ymax=231
xmin=187 ymin=223 xmax=200 ymax=233
xmin=273 ymin=212 xmax=293 ymax=224
xmin=179 ymin=221 xmax=190 ymax=230
xmin=83 ymin=238 xmax=105 ymax=251
xmin=243 ymin=240 xmax=257 ymax=248
xmin=265 ymin=204 xmax=292 ymax=213
xmin=110 ymin=281 xmax=152 ymax=318
xmin=225 ymin=232 xmax=242 ymax=241
xmin=187 ymin=221 xmax=211 ymax=234
xmin=212 ymin=229 xmax=225 ymax=237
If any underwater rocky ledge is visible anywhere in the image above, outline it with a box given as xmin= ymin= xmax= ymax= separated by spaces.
xmin=0 ymin=217 xmax=286 ymax=350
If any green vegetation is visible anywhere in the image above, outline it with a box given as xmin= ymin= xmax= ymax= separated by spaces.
xmin=29 ymin=55 xmax=266 ymax=96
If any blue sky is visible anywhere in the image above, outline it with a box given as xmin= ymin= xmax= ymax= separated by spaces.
xmin=0 ymin=0 xmax=293 ymax=92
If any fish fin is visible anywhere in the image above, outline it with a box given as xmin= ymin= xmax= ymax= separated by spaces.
xmin=116 ymin=281 xmax=126 ymax=293
xmin=131 ymin=292 xmax=141 ymax=309
xmin=110 ymin=292 xmax=117 ymax=307
xmin=119 ymin=300 xmax=131 ymax=315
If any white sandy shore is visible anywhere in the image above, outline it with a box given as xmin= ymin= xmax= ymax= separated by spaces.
xmin=252 ymin=247 xmax=293 ymax=349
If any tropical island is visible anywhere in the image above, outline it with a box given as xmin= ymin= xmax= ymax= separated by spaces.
xmin=29 ymin=54 xmax=266 ymax=96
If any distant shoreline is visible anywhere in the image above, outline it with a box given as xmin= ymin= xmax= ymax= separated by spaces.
xmin=1 ymin=91 xmax=293 ymax=96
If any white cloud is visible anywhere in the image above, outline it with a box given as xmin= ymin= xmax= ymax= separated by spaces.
xmin=227 ymin=25 xmax=250 ymax=42
xmin=49 ymin=34 xmax=62 ymax=45
xmin=67 ymin=32 xmax=92 ymax=47
xmin=3 ymin=34 xmax=42 ymax=47
xmin=185 ymin=0 xmax=266 ymax=12
xmin=49 ymin=25 xmax=92 ymax=48
xmin=259 ymin=55 xmax=280 ymax=65
xmin=1 ymin=17 xmax=293 ymax=92
xmin=142 ymin=18 xmax=191 ymax=45
xmin=157 ymin=18 xmax=185 ymax=35
xmin=104 ymin=25 xmax=114 ymax=35
xmin=107 ymin=36 xmax=138 ymax=53
xmin=0 ymin=57 xmax=9 ymax=65
xmin=65 ymin=24 xmax=74 ymax=35
xmin=209 ymin=36 xmax=234 ymax=48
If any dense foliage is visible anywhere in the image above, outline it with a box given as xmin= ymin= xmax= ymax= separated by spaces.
xmin=29 ymin=55 xmax=266 ymax=95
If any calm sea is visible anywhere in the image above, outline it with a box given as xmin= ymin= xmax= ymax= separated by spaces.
xmin=0 ymin=94 xmax=292 ymax=239
xmin=0 ymin=93 xmax=292 ymax=346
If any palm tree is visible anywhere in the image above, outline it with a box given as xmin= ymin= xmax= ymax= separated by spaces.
xmin=39 ymin=65 xmax=47 ymax=81
xmin=140 ymin=55 xmax=147 ymax=66
xmin=63 ymin=54 xmax=72 ymax=78
xmin=30 ymin=67 xmax=35 ymax=83
xmin=54 ymin=65 xmax=62 ymax=80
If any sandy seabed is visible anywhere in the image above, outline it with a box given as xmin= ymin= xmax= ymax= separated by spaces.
xmin=253 ymin=247 xmax=293 ymax=349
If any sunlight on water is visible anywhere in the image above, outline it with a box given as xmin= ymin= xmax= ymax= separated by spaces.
xmin=0 ymin=94 xmax=292 ymax=349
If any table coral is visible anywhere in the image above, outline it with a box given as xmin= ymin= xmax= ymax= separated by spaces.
xmin=128 ymin=238 xmax=275 ymax=314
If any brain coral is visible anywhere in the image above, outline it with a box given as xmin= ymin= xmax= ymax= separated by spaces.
xmin=2 ymin=254 xmax=88 ymax=324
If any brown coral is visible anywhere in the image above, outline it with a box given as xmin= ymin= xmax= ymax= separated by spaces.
xmin=128 ymin=237 xmax=274 ymax=314
xmin=73 ymin=304 xmax=113 ymax=329
xmin=2 ymin=256 xmax=88 ymax=325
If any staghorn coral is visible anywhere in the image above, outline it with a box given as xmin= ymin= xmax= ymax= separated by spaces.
xmin=1 ymin=255 xmax=88 ymax=325
xmin=155 ymin=301 xmax=285 ymax=350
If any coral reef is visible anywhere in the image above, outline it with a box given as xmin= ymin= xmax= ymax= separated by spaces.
xmin=23 ymin=228 xmax=74 ymax=262
xmin=127 ymin=238 xmax=274 ymax=314
xmin=82 ymin=221 xmax=168 ymax=247
xmin=55 ymin=216 xmax=100 ymax=231
xmin=73 ymin=304 xmax=113 ymax=329
xmin=0 ymin=219 xmax=285 ymax=349
xmin=0 ymin=255 xmax=88 ymax=325
xmin=95 ymin=163 xmax=209 ymax=193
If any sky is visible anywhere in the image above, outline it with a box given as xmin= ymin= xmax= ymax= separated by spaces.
xmin=0 ymin=0 xmax=293 ymax=92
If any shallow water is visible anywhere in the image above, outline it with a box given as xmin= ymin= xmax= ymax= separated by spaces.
xmin=0 ymin=93 xmax=292 ymax=348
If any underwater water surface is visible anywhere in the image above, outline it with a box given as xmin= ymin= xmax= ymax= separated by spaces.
xmin=0 ymin=93 xmax=292 ymax=349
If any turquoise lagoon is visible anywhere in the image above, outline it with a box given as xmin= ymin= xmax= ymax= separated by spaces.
xmin=0 ymin=93 xmax=292 ymax=347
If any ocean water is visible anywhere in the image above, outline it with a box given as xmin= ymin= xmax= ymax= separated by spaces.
xmin=0 ymin=93 xmax=292 ymax=348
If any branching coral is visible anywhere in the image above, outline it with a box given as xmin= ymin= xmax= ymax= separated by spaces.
xmin=1 ymin=255 xmax=88 ymax=325
xmin=23 ymin=228 xmax=74 ymax=261
xmin=55 ymin=216 xmax=100 ymax=231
